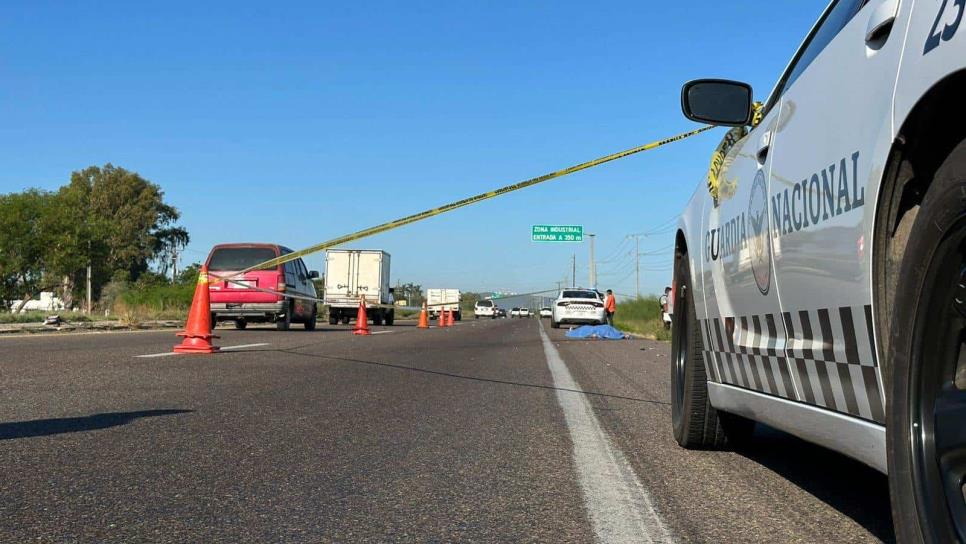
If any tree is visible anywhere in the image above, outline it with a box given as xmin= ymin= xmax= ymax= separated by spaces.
xmin=0 ymin=164 xmax=189 ymax=310
xmin=0 ymin=190 xmax=57 ymax=310
xmin=57 ymin=164 xmax=189 ymax=302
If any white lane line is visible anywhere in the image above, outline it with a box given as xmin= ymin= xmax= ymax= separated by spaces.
xmin=135 ymin=342 xmax=270 ymax=358
xmin=538 ymin=321 xmax=672 ymax=543
xmin=371 ymin=330 xmax=394 ymax=335
xmin=221 ymin=343 xmax=271 ymax=350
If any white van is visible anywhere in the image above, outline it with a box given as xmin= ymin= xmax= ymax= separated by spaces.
xmin=474 ymin=299 xmax=496 ymax=319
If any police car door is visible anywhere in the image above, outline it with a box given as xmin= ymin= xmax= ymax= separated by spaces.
xmin=700 ymin=102 xmax=797 ymax=402
xmin=765 ymin=0 xmax=908 ymax=424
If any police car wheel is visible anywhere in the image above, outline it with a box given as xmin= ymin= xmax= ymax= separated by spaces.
xmin=671 ymin=252 xmax=753 ymax=449
xmin=889 ymin=139 xmax=966 ymax=544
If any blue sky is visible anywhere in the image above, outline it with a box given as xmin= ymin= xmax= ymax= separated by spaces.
xmin=0 ymin=1 xmax=826 ymax=296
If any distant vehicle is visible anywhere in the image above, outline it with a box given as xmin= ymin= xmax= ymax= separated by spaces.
xmin=510 ymin=307 xmax=521 ymax=318
xmin=323 ymin=249 xmax=394 ymax=326
xmin=207 ymin=243 xmax=318 ymax=331
xmin=496 ymin=308 xmax=507 ymax=318
xmin=539 ymin=307 xmax=552 ymax=318
xmin=474 ymin=299 xmax=496 ymax=319
xmin=551 ymin=289 xmax=605 ymax=329
xmin=519 ymin=307 xmax=531 ymax=318
xmin=427 ymin=289 xmax=462 ymax=320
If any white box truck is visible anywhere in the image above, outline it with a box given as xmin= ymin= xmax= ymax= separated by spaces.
xmin=324 ymin=249 xmax=395 ymax=326
xmin=426 ymin=288 xmax=462 ymax=321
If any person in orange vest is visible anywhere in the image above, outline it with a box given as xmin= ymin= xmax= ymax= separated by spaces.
xmin=604 ymin=289 xmax=617 ymax=326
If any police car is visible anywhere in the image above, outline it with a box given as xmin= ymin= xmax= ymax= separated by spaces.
xmin=671 ymin=1 xmax=966 ymax=541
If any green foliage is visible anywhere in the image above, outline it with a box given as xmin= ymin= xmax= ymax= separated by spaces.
xmin=119 ymin=283 xmax=194 ymax=313
xmin=0 ymin=164 xmax=189 ymax=309
xmin=613 ymin=296 xmax=671 ymax=341
xmin=176 ymin=263 xmax=201 ymax=285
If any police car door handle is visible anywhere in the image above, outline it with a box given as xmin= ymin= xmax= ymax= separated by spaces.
xmin=866 ymin=0 xmax=900 ymax=43
xmin=757 ymin=131 xmax=772 ymax=164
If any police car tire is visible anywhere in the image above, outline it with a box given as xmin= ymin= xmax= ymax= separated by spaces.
xmin=888 ymin=138 xmax=966 ymax=544
xmin=671 ymin=252 xmax=753 ymax=449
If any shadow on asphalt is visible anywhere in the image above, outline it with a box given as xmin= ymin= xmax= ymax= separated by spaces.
xmin=738 ymin=424 xmax=896 ymax=543
xmin=245 ymin=346 xmax=671 ymax=407
xmin=0 ymin=409 xmax=193 ymax=440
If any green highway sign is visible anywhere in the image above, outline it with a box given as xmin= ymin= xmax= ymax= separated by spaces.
xmin=531 ymin=225 xmax=583 ymax=242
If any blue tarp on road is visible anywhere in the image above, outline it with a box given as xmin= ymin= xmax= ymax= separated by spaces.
xmin=564 ymin=324 xmax=628 ymax=340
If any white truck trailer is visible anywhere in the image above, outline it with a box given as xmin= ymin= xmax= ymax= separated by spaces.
xmin=323 ymin=249 xmax=395 ymax=326
xmin=426 ymin=288 xmax=462 ymax=321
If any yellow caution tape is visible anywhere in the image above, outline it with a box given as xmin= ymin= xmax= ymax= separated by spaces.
xmin=705 ymin=102 xmax=763 ymax=205
xmin=210 ymin=125 xmax=714 ymax=284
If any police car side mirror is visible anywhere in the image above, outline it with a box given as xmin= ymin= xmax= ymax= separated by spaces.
xmin=309 ymin=270 xmax=319 ymax=279
xmin=681 ymin=79 xmax=754 ymax=127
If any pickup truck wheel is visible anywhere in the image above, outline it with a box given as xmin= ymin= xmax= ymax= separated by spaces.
xmin=234 ymin=319 xmax=247 ymax=330
xmin=276 ymin=302 xmax=291 ymax=331
xmin=372 ymin=312 xmax=383 ymax=326
xmin=328 ymin=314 xmax=338 ymax=325
xmin=304 ymin=306 xmax=317 ymax=331
xmin=341 ymin=316 xmax=350 ymax=325
xmin=385 ymin=309 xmax=394 ymax=326
xmin=551 ymin=319 xmax=560 ymax=329
xmin=888 ymin=138 xmax=966 ymax=544
xmin=671 ymin=251 xmax=753 ymax=449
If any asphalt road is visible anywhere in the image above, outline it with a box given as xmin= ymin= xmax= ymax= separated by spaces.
xmin=0 ymin=318 xmax=894 ymax=543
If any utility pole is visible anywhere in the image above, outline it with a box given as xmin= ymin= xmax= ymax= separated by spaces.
xmin=627 ymin=234 xmax=643 ymax=299
xmin=572 ymin=254 xmax=576 ymax=288
xmin=171 ymin=247 xmax=179 ymax=282
xmin=588 ymin=234 xmax=596 ymax=290
xmin=86 ymin=240 xmax=92 ymax=315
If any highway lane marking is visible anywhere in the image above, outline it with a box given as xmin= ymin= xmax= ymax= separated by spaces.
xmin=371 ymin=330 xmax=393 ymax=335
xmin=134 ymin=343 xmax=270 ymax=358
xmin=538 ymin=321 xmax=673 ymax=543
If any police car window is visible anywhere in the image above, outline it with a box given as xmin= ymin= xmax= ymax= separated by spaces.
xmin=562 ymin=290 xmax=598 ymax=299
xmin=778 ymin=0 xmax=866 ymax=96
xmin=762 ymin=0 xmax=866 ymax=115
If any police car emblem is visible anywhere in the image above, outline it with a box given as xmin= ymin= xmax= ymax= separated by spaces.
xmin=747 ymin=170 xmax=771 ymax=295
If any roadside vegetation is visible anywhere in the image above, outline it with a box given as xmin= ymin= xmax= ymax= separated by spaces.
xmin=614 ymin=296 xmax=671 ymax=341
xmin=0 ymin=164 xmax=189 ymax=316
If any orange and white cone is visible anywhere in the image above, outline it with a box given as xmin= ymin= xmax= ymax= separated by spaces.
xmin=417 ymin=303 xmax=429 ymax=329
xmin=174 ymin=266 xmax=220 ymax=354
xmin=447 ymin=308 xmax=456 ymax=327
xmin=352 ymin=297 xmax=371 ymax=336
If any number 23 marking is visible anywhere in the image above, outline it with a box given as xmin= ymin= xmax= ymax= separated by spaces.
xmin=924 ymin=0 xmax=965 ymax=54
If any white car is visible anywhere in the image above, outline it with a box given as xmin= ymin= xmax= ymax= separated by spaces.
xmin=474 ymin=299 xmax=496 ymax=319
xmin=672 ymin=2 xmax=966 ymax=540
xmin=539 ymin=307 xmax=552 ymax=318
xmin=510 ymin=307 xmax=521 ymax=318
xmin=519 ymin=307 xmax=531 ymax=318
xmin=551 ymin=289 xmax=605 ymax=329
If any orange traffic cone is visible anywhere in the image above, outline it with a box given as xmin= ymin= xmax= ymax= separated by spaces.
xmin=417 ymin=303 xmax=429 ymax=329
xmin=440 ymin=308 xmax=449 ymax=328
xmin=447 ymin=307 xmax=456 ymax=327
xmin=174 ymin=266 xmax=220 ymax=354
xmin=352 ymin=297 xmax=371 ymax=335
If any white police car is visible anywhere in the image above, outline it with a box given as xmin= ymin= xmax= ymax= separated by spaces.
xmin=551 ymin=289 xmax=606 ymax=328
xmin=671 ymin=2 xmax=966 ymax=541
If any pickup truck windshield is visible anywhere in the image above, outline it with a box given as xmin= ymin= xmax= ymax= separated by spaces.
xmin=477 ymin=300 xmax=494 ymax=307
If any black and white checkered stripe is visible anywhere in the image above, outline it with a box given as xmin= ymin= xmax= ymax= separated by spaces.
xmin=699 ymin=305 xmax=885 ymax=424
